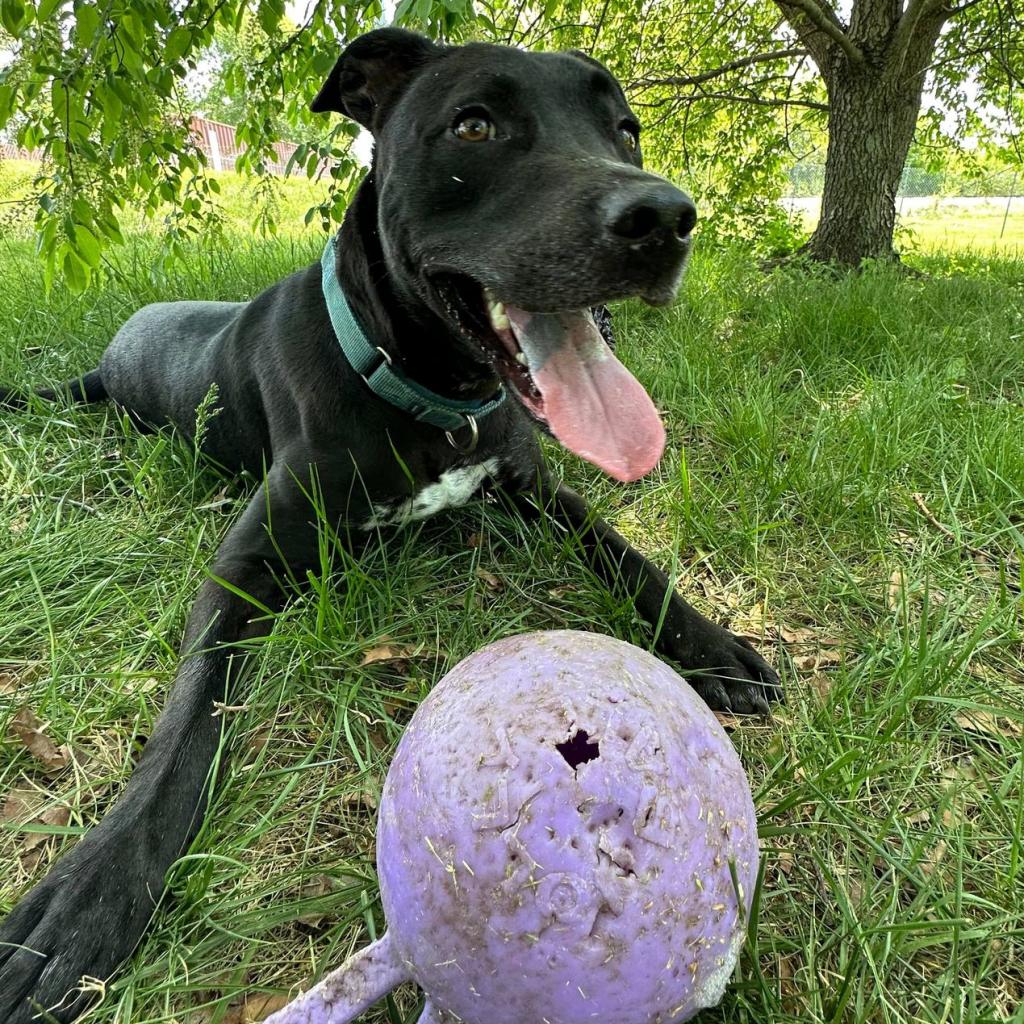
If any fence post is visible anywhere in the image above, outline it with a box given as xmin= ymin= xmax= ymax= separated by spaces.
xmin=207 ymin=125 xmax=222 ymax=172
xmin=1002 ymin=172 xmax=1017 ymax=240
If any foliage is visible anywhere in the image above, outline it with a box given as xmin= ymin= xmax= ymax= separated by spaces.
xmin=0 ymin=0 xmax=1020 ymax=287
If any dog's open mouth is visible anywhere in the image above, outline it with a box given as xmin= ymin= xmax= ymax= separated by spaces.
xmin=437 ymin=276 xmax=665 ymax=482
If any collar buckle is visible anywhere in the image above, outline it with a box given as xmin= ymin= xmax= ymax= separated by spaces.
xmin=445 ymin=414 xmax=479 ymax=454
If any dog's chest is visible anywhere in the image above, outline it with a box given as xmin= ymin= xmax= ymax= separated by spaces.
xmin=362 ymin=457 xmax=502 ymax=529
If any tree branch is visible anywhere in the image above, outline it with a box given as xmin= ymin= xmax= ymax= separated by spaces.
xmin=629 ymin=48 xmax=809 ymax=92
xmin=888 ymin=0 xmax=952 ymax=68
xmin=635 ymin=88 xmax=829 ymax=112
xmin=773 ymin=0 xmax=864 ymax=65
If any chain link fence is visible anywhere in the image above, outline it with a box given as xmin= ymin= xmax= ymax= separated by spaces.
xmin=782 ymin=160 xmax=1021 ymax=244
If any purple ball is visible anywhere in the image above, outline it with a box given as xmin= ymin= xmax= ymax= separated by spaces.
xmin=376 ymin=630 xmax=758 ymax=1024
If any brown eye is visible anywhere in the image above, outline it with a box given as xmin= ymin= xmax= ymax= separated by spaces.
xmin=619 ymin=124 xmax=639 ymax=153
xmin=453 ymin=113 xmax=495 ymax=142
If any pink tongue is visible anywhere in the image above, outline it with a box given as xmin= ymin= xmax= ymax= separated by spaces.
xmin=506 ymin=307 xmax=665 ymax=482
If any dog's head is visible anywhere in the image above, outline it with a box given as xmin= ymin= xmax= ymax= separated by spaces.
xmin=313 ymin=29 xmax=696 ymax=482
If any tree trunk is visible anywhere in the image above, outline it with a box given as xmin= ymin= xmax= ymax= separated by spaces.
xmin=804 ymin=64 xmax=922 ymax=264
xmin=773 ymin=0 xmax=952 ymax=266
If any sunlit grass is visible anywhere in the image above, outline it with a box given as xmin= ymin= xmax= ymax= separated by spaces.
xmin=1 ymin=207 xmax=1023 ymax=1023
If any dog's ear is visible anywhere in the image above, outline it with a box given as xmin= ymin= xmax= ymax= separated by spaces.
xmin=311 ymin=28 xmax=444 ymax=130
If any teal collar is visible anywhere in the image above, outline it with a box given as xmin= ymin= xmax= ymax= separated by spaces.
xmin=321 ymin=236 xmax=505 ymax=446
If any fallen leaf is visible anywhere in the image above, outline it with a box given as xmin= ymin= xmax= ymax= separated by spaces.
xmin=887 ymin=567 xmax=907 ymax=612
xmin=904 ymin=808 xmax=930 ymax=827
xmin=21 ymin=805 xmax=71 ymax=872
xmin=475 ymin=567 xmax=503 ymax=591
xmin=713 ymin=711 xmax=742 ymax=730
xmin=221 ymin=993 xmax=292 ymax=1024
xmin=0 ymin=667 xmax=19 ymax=695
xmin=360 ymin=643 xmax=426 ymax=666
xmin=547 ymin=585 xmax=575 ymax=600
xmin=954 ymin=708 xmax=1023 ymax=742
xmin=244 ymin=728 xmax=273 ymax=762
xmin=920 ymin=840 xmax=948 ymax=877
xmin=794 ymin=648 xmax=843 ymax=672
xmin=733 ymin=601 xmax=767 ymax=638
xmin=340 ymin=788 xmax=379 ymax=813
xmin=466 ymin=531 xmax=486 ymax=549
xmin=2 ymin=787 xmax=71 ymax=874
xmin=1 ymin=783 xmax=44 ymax=823
xmin=779 ymin=624 xmax=841 ymax=646
xmin=296 ymin=873 xmax=341 ymax=928
xmin=8 ymin=708 xmax=71 ymax=774
xmin=941 ymin=758 xmax=978 ymax=784
xmin=807 ymin=674 xmax=834 ymax=703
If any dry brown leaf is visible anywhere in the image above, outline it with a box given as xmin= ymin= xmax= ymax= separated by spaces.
xmin=733 ymin=601 xmax=767 ymax=638
xmin=340 ymin=788 xmax=379 ymax=813
xmin=0 ymin=668 xmax=19 ymax=695
xmin=807 ymin=674 xmax=834 ymax=703
xmin=904 ymin=808 xmax=930 ymax=827
xmin=886 ymin=567 xmax=907 ymax=612
xmin=466 ymin=531 xmax=486 ymax=549
xmin=360 ymin=643 xmax=426 ymax=666
xmin=2 ymin=783 xmax=44 ymax=824
xmin=8 ymin=708 xmax=71 ymax=774
xmin=954 ymin=708 xmax=1023 ymax=742
xmin=776 ymin=850 xmax=795 ymax=876
xmin=245 ymin=728 xmax=273 ymax=761
xmin=21 ymin=805 xmax=71 ymax=872
xmin=296 ymin=873 xmax=341 ymax=928
xmin=221 ymin=993 xmax=292 ymax=1024
xmin=779 ymin=624 xmax=841 ymax=646
xmin=941 ymin=759 xmax=978 ymax=784
xmin=547 ymin=585 xmax=575 ymax=600
xmin=475 ymin=567 xmax=503 ymax=591
xmin=920 ymin=840 xmax=948 ymax=877
xmin=2 ymin=787 xmax=71 ymax=873
xmin=713 ymin=711 xmax=742 ymax=730
xmin=794 ymin=648 xmax=844 ymax=673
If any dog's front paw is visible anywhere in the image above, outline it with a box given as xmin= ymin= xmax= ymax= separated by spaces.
xmin=0 ymin=831 xmax=157 ymax=1024
xmin=660 ymin=617 xmax=782 ymax=715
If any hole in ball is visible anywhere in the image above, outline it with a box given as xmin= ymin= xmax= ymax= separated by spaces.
xmin=556 ymin=729 xmax=601 ymax=770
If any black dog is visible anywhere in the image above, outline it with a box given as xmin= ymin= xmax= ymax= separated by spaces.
xmin=0 ymin=29 xmax=780 ymax=1023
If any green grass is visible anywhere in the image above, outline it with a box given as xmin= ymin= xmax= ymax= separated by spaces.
xmin=1 ymin=192 xmax=1024 ymax=1024
xmin=789 ymin=197 xmax=1023 ymax=254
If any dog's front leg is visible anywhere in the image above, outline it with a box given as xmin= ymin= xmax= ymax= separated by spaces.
xmin=507 ymin=472 xmax=782 ymax=714
xmin=0 ymin=458 xmax=339 ymax=1024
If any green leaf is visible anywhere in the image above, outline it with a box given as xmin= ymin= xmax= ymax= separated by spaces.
xmin=62 ymin=247 xmax=88 ymax=293
xmin=165 ymin=27 xmax=192 ymax=63
xmin=38 ymin=0 xmax=63 ymax=19
xmin=257 ymin=0 xmax=283 ymax=36
xmin=50 ymin=78 xmax=69 ymax=119
xmin=0 ymin=83 xmax=15 ymax=125
xmin=73 ymin=2 xmax=99 ymax=44
xmin=73 ymin=224 xmax=102 ymax=268
xmin=0 ymin=0 xmax=28 ymax=36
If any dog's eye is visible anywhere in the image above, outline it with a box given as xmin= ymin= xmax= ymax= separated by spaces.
xmin=453 ymin=112 xmax=495 ymax=142
xmin=619 ymin=123 xmax=640 ymax=153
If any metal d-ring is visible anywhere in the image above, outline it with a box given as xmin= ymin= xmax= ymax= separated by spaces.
xmin=445 ymin=414 xmax=479 ymax=454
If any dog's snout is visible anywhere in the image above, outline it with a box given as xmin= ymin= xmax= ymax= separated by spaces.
xmin=604 ymin=185 xmax=697 ymax=243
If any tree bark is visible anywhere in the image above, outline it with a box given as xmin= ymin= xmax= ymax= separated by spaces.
xmin=803 ymin=63 xmax=922 ymax=263
xmin=774 ymin=0 xmax=951 ymax=265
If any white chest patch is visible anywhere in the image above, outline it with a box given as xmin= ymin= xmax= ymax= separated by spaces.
xmin=362 ymin=458 xmax=501 ymax=529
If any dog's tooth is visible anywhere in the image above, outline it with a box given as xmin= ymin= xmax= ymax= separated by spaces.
xmin=487 ymin=298 xmax=510 ymax=332
xmin=515 ymin=351 xmax=528 ymax=367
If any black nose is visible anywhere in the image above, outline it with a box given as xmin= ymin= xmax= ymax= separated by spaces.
xmin=604 ymin=184 xmax=697 ymax=242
